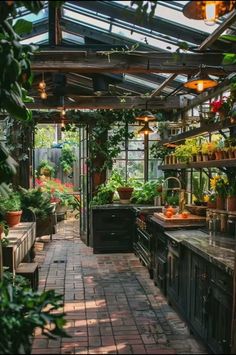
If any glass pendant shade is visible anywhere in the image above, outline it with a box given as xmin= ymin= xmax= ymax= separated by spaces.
xmin=184 ymin=71 xmax=218 ymax=92
xmin=135 ymin=111 xmax=156 ymax=122
xmin=138 ymin=123 xmax=154 ymax=135
xmin=183 ymin=1 xmax=236 ymax=26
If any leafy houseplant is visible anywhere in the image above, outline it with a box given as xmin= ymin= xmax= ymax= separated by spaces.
xmin=90 ymin=184 xmax=115 ymax=206
xmin=150 ymin=142 xmax=173 ymax=163
xmin=0 ymin=192 xmax=22 ymax=227
xmin=192 ymin=175 xmax=208 ymax=206
xmin=19 ymin=187 xmax=54 ymax=220
xmin=131 ymin=179 xmax=163 ymax=205
xmin=0 ymin=271 xmax=69 ymax=354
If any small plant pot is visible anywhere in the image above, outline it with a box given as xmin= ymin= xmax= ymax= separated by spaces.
xmin=207 ymin=201 xmax=217 ymax=209
xmin=216 ymin=196 xmax=226 ymax=210
xmin=202 ymin=154 xmax=209 ymax=162
xmin=117 ymin=187 xmax=133 ymax=204
xmin=227 ymin=196 xmax=236 ymax=212
xmin=5 ymin=210 xmax=22 ymax=227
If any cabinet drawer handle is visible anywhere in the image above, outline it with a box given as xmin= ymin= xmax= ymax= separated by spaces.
xmin=110 ymin=232 xmax=116 ymax=236
xmin=111 ymin=214 xmax=116 ymax=218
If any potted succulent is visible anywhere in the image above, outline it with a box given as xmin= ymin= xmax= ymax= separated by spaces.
xmin=0 ymin=192 xmax=22 ymax=227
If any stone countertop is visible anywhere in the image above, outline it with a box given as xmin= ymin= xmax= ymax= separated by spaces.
xmin=91 ymin=204 xmax=162 ymax=211
xmin=165 ymin=229 xmax=235 ymax=276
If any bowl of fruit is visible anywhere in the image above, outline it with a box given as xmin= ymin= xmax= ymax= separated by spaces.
xmin=162 ymin=205 xmax=179 ymax=218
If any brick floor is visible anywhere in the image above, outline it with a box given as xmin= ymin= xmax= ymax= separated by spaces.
xmin=31 ymin=219 xmax=208 ymax=355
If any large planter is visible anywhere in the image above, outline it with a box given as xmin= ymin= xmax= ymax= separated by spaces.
xmin=5 ymin=210 xmax=22 ymax=227
xmin=227 ymin=196 xmax=236 ymax=212
xmin=117 ymin=187 xmax=133 ymax=204
xmin=216 ymin=196 xmax=226 ymax=210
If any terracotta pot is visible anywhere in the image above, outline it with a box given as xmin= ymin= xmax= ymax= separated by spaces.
xmin=216 ymin=196 xmax=226 ymax=210
xmin=228 ymin=149 xmax=235 ymax=159
xmin=5 ymin=210 xmax=22 ymax=227
xmin=117 ymin=187 xmax=133 ymax=202
xmin=196 ymin=152 xmax=202 ymax=162
xmin=227 ymin=196 xmax=236 ymax=212
xmin=215 ymin=150 xmax=223 ymax=160
xmin=207 ymin=201 xmax=216 ymax=209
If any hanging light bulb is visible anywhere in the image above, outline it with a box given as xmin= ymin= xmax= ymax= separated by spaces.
xmin=184 ymin=67 xmax=218 ymax=93
xmin=38 ymin=73 xmax=46 ymax=90
xmin=40 ymin=90 xmax=47 ymax=100
xmin=61 ymin=107 xmax=66 ymax=116
xmin=205 ymin=1 xmax=216 ymax=25
xmin=183 ymin=1 xmax=236 ymax=26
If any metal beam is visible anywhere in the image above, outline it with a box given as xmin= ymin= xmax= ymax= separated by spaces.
xmin=31 ymin=51 xmax=234 ymax=74
xmin=69 ymin=1 xmax=208 ymax=46
xmin=48 ymin=2 xmax=62 ymax=45
xmin=26 ymin=95 xmax=187 ymax=110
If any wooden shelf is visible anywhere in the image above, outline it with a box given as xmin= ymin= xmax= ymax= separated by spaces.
xmin=159 ymin=158 xmax=236 ymax=170
xmin=159 ymin=121 xmax=236 ymax=145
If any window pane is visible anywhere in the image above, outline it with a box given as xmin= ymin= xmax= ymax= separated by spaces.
xmin=149 ymin=160 xmax=163 ymax=180
xmin=128 ymin=151 xmax=144 ymax=159
xmin=112 ymin=160 xmax=126 ymax=177
xmin=128 ymin=141 xmax=144 ymax=150
xmin=127 ymin=161 xmax=144 ymax=179
xmin=116 ymin=150 xmax=126 ymax=159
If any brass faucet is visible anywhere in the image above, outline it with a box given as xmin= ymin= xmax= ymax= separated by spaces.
xmin=162 ymin=177 xmax=185 ymax=212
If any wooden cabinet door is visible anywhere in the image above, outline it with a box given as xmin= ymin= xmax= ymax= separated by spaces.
xmin=190 ymin=254 xmax=209 ymax=338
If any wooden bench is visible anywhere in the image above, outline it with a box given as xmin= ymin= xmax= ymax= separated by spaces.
xmin=15 ymin=262 xmax=39 ymax=291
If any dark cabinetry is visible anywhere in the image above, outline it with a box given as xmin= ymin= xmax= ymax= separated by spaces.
xmin=134 ymin=218 xmax=154 ymax=278
xmin=153 ymin=227 xmax=168 ymax=296
xmin=91 ymin=208 xmax=135 ymax=253
xmin=190 ymin=253 xmax=233 ymax=354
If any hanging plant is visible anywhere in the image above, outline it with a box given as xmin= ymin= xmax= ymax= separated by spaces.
xmin=59 ymin=144 xmax=76 ymax=174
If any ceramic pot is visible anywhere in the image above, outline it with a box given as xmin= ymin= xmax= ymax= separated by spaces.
xmin=5 ymin=210 xmax=22 ymax=227
xmin=207 ymin=201 xmax=216 ymax=209
xmin=227 ymin=196 xmax=236 ymax=212
xmin=117 ymin=187 xmax=133 ymax=204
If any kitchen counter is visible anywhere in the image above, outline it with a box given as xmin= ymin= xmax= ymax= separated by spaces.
xmin=150 ymin=215 xmax=206 ymax=230
xmin=91 ymin=204 xmax=162 ymax=212
xmin=165 ymin=229 xmax=235 ymax=276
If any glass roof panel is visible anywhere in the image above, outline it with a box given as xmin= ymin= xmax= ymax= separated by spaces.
xmin=63 ymin=9 xmax=110 ymax=31
xmin=21 ymin=33 xmax=48 ymax=44
xmin=62 ymin=31 xmax=85 ymax=44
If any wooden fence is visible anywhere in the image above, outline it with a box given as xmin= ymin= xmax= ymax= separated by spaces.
xmin=34 ymin=148 xmax=81 ymax=191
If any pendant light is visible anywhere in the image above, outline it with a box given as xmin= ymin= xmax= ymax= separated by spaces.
xmin=135 ymin=101 xmax=156 ymax=122
xmin=183 ymin=1 xmax=236 ymax=26
xmin=184 ymin=67 xmax=218 ymax=92
xmin=138 ymin=122 xmax=154 ymax=135
xmin=38 ymin=72 xmax=47 ymax=99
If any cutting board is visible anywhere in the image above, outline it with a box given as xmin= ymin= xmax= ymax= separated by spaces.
xmin=153 ymin=212 xmax=206 ymax=224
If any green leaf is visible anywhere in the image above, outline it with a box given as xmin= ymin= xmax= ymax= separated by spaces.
xmin=222 ymin=53 xmax=236 ymax=65
xmin=220 ymin=34 xmax=236 ymax=42
xmin=13 ymin=19 xmax=32 ymax=35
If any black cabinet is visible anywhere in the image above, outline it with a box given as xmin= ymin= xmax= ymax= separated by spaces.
xmin=153 ymin=228 xmax=168 ymax=296
xmin=189 ymin=252 xmax=233 ymax=354
xmin=91 ymin=208 xmax=135 ymax=253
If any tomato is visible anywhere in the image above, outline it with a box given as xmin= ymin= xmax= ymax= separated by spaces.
xmin=181 ymin=211 xmax=189 ymax=219
xmin=166 ymin=206 xmax=174 ymax=214
xmin=165 ymin=210 xmax=173 ymax=218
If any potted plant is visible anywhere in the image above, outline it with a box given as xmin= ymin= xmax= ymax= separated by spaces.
xmin=37 ymin=160 xmax=55 ymax=178
xmin=210 ymin=175 xmax=229 ymax=210
xmin=90 ymin=184 xmax=115 ymax=206
xmin=192 ymin=175 xmax=208 ymax=206
xmin=131 ymin=179 xmax=163 ymax=205
xmin=0 ymin=192 xmax=22 ymax=227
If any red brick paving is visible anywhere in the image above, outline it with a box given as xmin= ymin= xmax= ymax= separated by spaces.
xmin=31 ymin=220 xmax=208 ymax=355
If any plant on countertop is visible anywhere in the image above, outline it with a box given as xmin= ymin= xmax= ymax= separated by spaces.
xmin=0 ymin=271 xmax=69 ymax=355
xmin=210 ymin=175 xmax=229 ymax=198
xmin=131 ymin=179 xmax=163 ymax=205
xmin=0 ymin=220 xmax=9 ymax=247
xmin=192 ymin=174 xmax=208 ymax=205
xmin=59 ymin=144 xmax=77 ymax=175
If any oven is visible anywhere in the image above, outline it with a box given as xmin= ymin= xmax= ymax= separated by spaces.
xmin=134 ymin=207 xmax=161 ymax=279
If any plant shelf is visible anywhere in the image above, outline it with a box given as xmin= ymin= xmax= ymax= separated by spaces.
xmin=159 ymin=158 xmax=236 ymax=170
xmin=159 ymin=121 xmax=236 ymax=145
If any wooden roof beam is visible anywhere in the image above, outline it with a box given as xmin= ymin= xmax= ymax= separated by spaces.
xmin=26 ymin=95 xmax=187 ymax=110
xmin=31 ymin=51 xmax=236 ymax=74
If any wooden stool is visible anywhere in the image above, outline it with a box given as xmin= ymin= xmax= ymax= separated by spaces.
xmin=15 ymin=262 xmax=39 ymax=291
